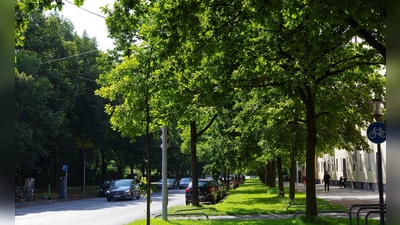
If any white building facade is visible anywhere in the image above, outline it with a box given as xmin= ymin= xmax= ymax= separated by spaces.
xmin=315 ymin=131 xmax=386 ymax=192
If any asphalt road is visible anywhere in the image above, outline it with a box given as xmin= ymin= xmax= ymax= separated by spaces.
xmin=15 ymin=189 xmax=185 ymax=225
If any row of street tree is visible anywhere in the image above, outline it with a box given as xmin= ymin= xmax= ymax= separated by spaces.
xmin=15 ymin=0 xmax=385 ymax=222
xmin=97 ymin=0 xmax=385 ymax=222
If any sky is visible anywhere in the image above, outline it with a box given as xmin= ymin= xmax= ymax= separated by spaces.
xmin=58 ymin=0 xmax=116 ymax=51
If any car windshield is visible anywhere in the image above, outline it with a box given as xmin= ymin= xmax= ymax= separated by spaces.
xmin=181 ymin=178 xmax=191 ymax=182
xmin=114 ymin=180 xmax=132 ymax=186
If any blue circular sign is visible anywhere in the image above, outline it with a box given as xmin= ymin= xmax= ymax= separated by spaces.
xmin=367 ymin=121 xmax=386 ymax=144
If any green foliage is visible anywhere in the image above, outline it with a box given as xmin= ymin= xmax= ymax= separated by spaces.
xmin=15 ymin=0 xmax=85 ymax=47
xmin=14 ymin=12 xmax=123 ymax=188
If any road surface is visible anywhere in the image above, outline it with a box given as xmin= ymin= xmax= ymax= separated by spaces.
xmin=15 ymin=189 xmax=185 ymax=225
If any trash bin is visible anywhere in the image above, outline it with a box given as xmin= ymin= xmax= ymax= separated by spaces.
xmin=60 ymin=176 xmax=67 ymax=199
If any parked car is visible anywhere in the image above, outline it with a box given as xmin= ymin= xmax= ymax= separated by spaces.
xmin=217 ymin=178 xmax=228 ymax=199
xmin=168 ymin=178 xmax=178 ymax=189
xmin=98 ymin=180 xmax=115 ymax=197
xmin=185 ymin=179 xmax=218 ymax=205
xmin=206 ymin=179 xmax=225 ymax=202
xmin=157 ymin=179 xmax=163 ymax=189
xmin=106 ymin=179 xmax=141 ymax=202
xmin=282 ymin=172 xmax=290 ymax=181
xmin=157 ymin=179 xmax=177 ymax=189
xmin=179 ymin=177 xmax=192 ymax=189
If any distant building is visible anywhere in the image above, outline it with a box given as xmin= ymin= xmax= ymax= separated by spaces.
xmin=315 ymin=128 xmax=386 ymax=192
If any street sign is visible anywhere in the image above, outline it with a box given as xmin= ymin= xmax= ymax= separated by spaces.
xmin=367 ymin=121 xmax=386 ymax=144
xmin=62 ymin=165 xmax=69 ymax=171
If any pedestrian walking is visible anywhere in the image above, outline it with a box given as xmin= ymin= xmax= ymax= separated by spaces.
xmin=323 ymin=171 xmax=331 ymax=191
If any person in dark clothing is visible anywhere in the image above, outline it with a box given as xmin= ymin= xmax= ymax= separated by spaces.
xmin=323 ymin=171 xmax=331 ymax=191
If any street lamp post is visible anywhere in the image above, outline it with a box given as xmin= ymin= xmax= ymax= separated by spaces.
xmin=372 ymin=99 xmax=385 ymax=225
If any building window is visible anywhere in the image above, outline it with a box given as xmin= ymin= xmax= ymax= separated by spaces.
xmin=359 ymin=154 xmax=362 ymax=171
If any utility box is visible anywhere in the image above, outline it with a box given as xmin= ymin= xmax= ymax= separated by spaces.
xmin=59 ymin=176 xmax=67 ymax=199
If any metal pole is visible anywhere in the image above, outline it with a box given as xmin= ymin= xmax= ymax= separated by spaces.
xmin=377 ymin=143 xmax=385 ymax=224
xmin=373 ymin=103 xmax=385 ymax=225
xmin=161 ymin=126 xmax=168 ymax=220
xmin=65 ymin=170 xmax=68 ymax=198
xmin=84 ymin=152 xmax=86 ymax=197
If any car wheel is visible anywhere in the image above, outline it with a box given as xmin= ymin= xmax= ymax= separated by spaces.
xmin=136 ymin=192 xmax=140 ymax=199
xmin=130 ymin=192 xmax=134 ymax=200
xmin=107 ymin=198 xmax=111 ymax=202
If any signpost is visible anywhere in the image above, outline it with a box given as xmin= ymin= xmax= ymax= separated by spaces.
xmin=367 ymin=121 xmax=385 ymax=225
xmin=62 ymin=164 xmax=68 ymax=198
xmin=367 ymin=121 xmax=386 ymax=144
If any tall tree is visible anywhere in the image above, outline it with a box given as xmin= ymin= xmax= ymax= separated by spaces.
xmin=96 ymin=42 xmax=171 ymax=223
xmin=15 ymin=0 xmax=85 ymax=46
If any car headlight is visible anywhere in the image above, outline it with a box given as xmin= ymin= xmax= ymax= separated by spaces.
xmin=124 ymin=190 xmax=130 ymax=193
xmin=106 ymin=190 xmax=110 ymax=194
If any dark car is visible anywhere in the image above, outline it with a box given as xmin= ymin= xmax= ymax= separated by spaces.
xmin=179 ymin=177 xmax=192 ymax=189
xmin=106 ymin=179 xmax=141 ymax=202
xmin=185 ymin=179 xmax=218 ymax=205
xmin=98 ymin=180 xmax=115 ymax=197
xmin=282 ymin=172 xmax=290 ymax=181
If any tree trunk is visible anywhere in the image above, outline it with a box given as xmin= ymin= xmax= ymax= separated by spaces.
xmin=190 ymin=121 xmax=199 ymax=206
xmin=266 ymin=160 xmax=276 ymax=188
xmin=101 ymin=148 xmax=106 ymax=181
xmin=277 ymin=157 xmax=284 ymax=197
xmin=289 ymin=146 xmax=298 ymax=201
xmin=130 ymin=163 xmax=134 ymax=179
xmin=145 ymin=96 xmax=151 ymax=225
xmin=93 ymin=153 xmax=99 ymax=182
xmin=304 ymin=91 xmax=318 ymax=218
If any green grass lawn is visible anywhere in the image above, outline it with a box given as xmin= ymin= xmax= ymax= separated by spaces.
xmin=126 ymin=178 xmax=380 ymax=225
